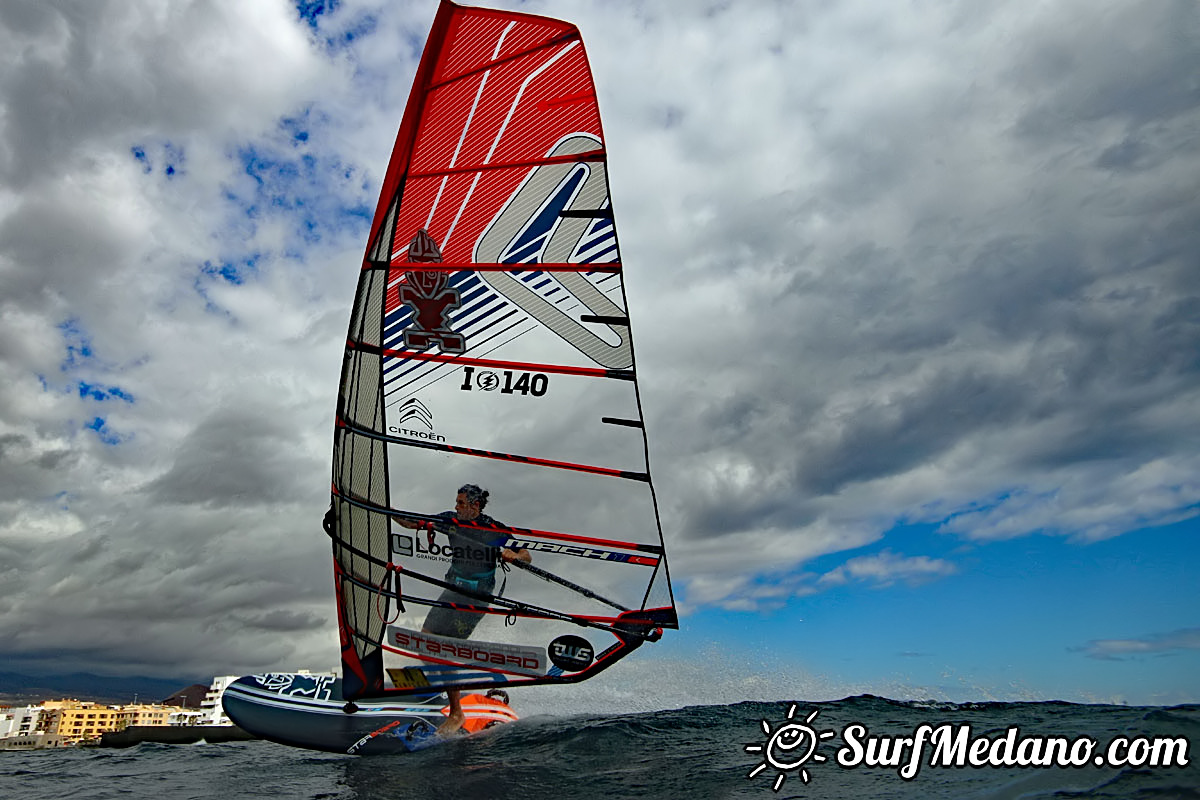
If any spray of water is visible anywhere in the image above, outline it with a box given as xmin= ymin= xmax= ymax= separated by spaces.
xmin=509 ymin=640 xmax=1062 ymax=718
xmin=514 ymin=641 xmax=862 ymax=718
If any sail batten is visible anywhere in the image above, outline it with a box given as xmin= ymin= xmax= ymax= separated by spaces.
xmin=407 ymin=149 xmax=606 ymax=181
xmin=330 ymin=486 xmax=665 ymax=558
xmin=335 ymin=418 xmax=650 ymax=481
xmin=330 ymin=0 xmax=675 ymax=702
xmin=428 ymin=32 xmax=581 ymax=92
xmin=345 ymin=343 xmax=634 ymax=380
xmin=364 ymin=262 xmax=622 ymax=273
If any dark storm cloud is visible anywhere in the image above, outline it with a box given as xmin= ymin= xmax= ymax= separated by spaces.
xmin=1010 ymin=1 xmax=1199 ymax=138
xmin=143 ymin=408 xmax=315 ymax=508
xmin=634 ymin=0 xmax=1200 ymax=561
xmin=0 ymin=0 xmax=343 ymax=677
xmin=0 ymin=434 xmax=77 ymax=502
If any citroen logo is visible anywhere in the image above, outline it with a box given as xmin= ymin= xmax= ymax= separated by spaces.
xmin=396 ymin=398 xmax=433 ymax=429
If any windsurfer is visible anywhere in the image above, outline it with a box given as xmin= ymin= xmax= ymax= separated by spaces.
xmin=394 ymin=484 xmax=530 ymax=735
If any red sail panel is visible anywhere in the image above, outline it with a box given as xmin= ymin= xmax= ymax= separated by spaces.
xmin=391 ymin=26 xmax=601 ymax=266
xmin=434 ymin=9 xmax=575 ymax=86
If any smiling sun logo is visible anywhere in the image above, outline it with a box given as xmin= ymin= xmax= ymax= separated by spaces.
xmin=745 ymin=704 xmax=837 ymax=792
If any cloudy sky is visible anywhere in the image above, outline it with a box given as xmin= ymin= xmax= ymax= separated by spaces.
xmin=1 ymin=0 xmax=1197 ymax=709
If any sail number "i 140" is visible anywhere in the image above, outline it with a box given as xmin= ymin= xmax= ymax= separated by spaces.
xmin=460 ymin=365 xmax=548 ymax=397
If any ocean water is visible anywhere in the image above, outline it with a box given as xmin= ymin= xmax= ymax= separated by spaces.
xmin=3 ymin=696 xmax=1197 ymax=800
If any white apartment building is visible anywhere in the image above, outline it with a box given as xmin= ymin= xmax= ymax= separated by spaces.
xmin=0 ymin=705 xmax=42 ymax=739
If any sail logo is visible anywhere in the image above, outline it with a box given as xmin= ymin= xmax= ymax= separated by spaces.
xmin=504 ymin=538 xmax=657 ymax=566
xmin=390 ymin=534 xmax=414 ymax=558
xmin=388 ymin=625 xmax=546 ymax=676
xmin=388 ymin=425 xmax=446 ymax=442
xmin=474 ymin=370 xmax=501 ymax=391
xmin=398 ymin=229 xmax=465 ymax=354
xmin=388 ymin=397 xmax=446 ymax=443
xmin=386 ymin=667 xmax=431 ymax=690
xmin=390 ymin=533 xmax=498 ymax=564
xmin=396 ymin=398 xmax=433 ymax=429
xmin=548 ymin=634 xmax=594 ymax=672
xmin=252 ymin=672 xmax=336 ymax=702
xmin=460 ymin=365 xmax=549 ymax=396
xmin=420 ymin=538 xmax=497 ymax=562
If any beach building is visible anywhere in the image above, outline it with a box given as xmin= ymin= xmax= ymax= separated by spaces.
xmin=0 ymin=704 xmax=61 ymax=749
xmin=48 ymin=700 xmax=114 ymax=744
xmin=167 ymin=708 xmax=208 ymax=726
xmin=4 ymin=700 xmax=174 ymax=746
xmin=0 ymin=672 xmax=309 ymax=747
xmin=119 ymin=704 xmax=172 ymax=728
xmin=197 ymin=675 xmax=239 ymax=726
xmin=46 ymin=701 xmax=123 ymax=745
xmin=0 ymin=705 xmax=42 ymax=739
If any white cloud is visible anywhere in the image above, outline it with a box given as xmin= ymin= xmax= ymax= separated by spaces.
xmin=818 ymin=550 xmax=957 ymax=589
xmin=1076 ymin=628 xmax=1200 ymax=661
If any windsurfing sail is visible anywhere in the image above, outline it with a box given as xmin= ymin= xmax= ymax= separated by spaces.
xmin=330 ymin=0 xmax=676 ymax=701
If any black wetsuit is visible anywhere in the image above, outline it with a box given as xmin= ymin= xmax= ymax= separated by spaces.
xmin=422 ymin=512 xmax=504 ymax=638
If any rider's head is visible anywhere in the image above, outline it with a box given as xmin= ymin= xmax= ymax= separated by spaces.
xmin=456 ymin=484 xmax=488 ymax=519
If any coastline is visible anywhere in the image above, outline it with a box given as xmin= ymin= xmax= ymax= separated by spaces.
xmin=95 ymin=724 xmax=256 ymax=748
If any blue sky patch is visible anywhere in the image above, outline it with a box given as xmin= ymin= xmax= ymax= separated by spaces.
xmin=58 ymin=319 xmax=94 ymax=371
xmin=130 ymin=141 xmax=186 ymax=178
xmin=85 ymin=416 xmax=124 ymax=446
xmin=221 ymin=126 xmax=370 ymax=258
xmin=200 ymin=257 xmax=260 ymax=286
xmin=295 ymin=0 xmax=338 ymax=30
xmin=78 ymin=381 xmax=135 ymax=404
xmin=294 ymin=0 xmax=377 ymax=54
xmin=78 ymin=383 xmax=135 ymax=407
xmin=191 ymin=276 xmax=235 ymax=319
xmin=132 ymin=145 xmax=151 ymax=173
xmin=280 ymin=113 xmax=310 ymax=145
xmin=322 ymin=12 xmax=377 ymax=53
